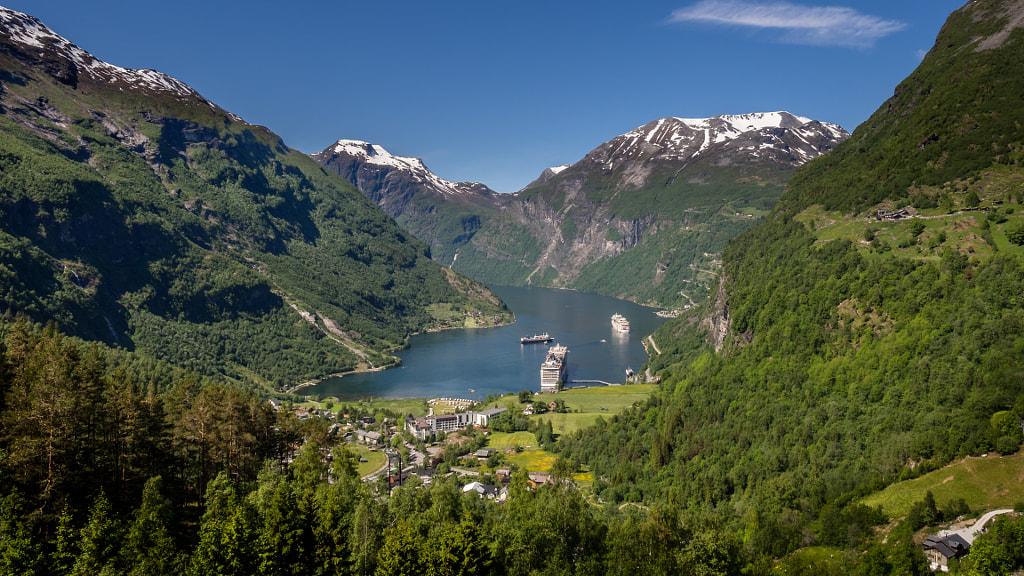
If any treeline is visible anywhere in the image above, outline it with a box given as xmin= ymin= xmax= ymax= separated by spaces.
xmin=0 ymin=320 xmax=796 ymax=575
xmin=2 ymin=315 xmax=1023 ymax=576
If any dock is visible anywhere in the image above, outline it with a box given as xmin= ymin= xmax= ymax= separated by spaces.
xmin=567 ymin=379 xmax=620 ymax=387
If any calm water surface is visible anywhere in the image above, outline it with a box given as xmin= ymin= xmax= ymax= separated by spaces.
xmin=308 ymin=285 xmax=668 ymax=401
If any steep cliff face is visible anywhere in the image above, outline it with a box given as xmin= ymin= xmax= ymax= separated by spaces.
xmin=700 ymin=274 xmax=733 ymax=353
xmin=314 ymin=113 xmax=849 ymax=307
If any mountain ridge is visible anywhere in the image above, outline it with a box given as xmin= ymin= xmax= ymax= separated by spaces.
xmin=315 ymin=111 xmax=849 ymax=308
xmin=0 ymin=5 xmax=511 ymax=388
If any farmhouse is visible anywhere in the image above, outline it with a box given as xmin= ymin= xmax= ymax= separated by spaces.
xmin=923 ymin=534 xmax=970 ymax=571
xmin=353 ymin=429 xmax=382 ymax=445
xmin=463 ymin=481 xmax=505 ymax=501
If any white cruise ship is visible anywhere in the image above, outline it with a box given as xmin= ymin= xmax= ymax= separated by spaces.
xmin=539 ymin=344 xmax=569 ymax=392
xmin=611 ymin=313 xmax=630 ymax=333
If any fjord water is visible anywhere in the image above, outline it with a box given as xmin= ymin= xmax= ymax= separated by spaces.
xmin=310 ymin=286 xmax=668 ymax=401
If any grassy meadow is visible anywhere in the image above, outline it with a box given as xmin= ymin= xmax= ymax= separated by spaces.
xmin=860 ymin=452 xmax=1024 ymax=517
xmin=484 ymin=384 xmax=657 ymax=435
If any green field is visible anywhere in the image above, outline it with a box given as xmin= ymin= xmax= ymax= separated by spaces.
xmin=505 ymin=449 xmax=558 ymax=472
xmin=475 ymin=385 xmax=659 ymax=477
xmin=481 ymin=385 xmax=656 ymax=435
xmin=298 ymin=396 xmax=429 ymax=418
xmin=860 ymin=452 xmax=1024 ymax=517
xmin=346 ymin=444 xmax=387 ymax=478
xmin=486 ymin=431 xmax=539 ymax=450
xmin=537 ymin=385 xmax=656 ymax=434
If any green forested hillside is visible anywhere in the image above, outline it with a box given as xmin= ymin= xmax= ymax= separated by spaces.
xmin=786 ymin=1 xmax=1024 ymax=215
xmin=0 ymin=33 xmax=510 ymax=390
xmin=554 ymin=0 xmax=1024 ymax=571
xmin=6 ymin=2 xmax=1024 ymax=575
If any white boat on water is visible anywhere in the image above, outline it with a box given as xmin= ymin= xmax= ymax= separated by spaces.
xmin=540 ymin=344 xmax=569 ymax=392
xmin=611 ymin=313 xmax=630 ymax=333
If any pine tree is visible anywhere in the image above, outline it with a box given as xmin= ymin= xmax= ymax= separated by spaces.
xmin=0 ymin=491 xmax=39 ymax=576
xmin=71 ymin=491 xmax=122 ymax=576
xmin=123 ymin=476 xmax=180 ymax=576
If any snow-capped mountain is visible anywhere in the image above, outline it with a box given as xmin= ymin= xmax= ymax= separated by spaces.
xmin=523 ymin=164 xmax=571 ymax=190
xmin=539 ymin=112 xmax=848 ymax=191
xmin=311 ymin=140 xmax=498 ymax=217
xmin=0 ymin=6 xmax=225 ymax=110
xmin=314 ymin=112 xmax=849 ymax=309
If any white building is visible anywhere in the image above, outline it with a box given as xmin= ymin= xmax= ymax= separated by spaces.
xmin=405 ymin=407 xmax=507 ymax=440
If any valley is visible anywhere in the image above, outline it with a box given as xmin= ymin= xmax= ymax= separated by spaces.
xmin=314 ymin=113 xmax=848 ymax=309
xmin=2 ymin=1 xmax=1024 ymax=575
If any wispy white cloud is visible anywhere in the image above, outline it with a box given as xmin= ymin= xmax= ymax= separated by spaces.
xmin=669 ymin=0 xmax=906 ymax=48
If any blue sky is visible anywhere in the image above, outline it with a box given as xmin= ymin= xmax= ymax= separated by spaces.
xmin=10 ymin=0 xmax=965 ymax=192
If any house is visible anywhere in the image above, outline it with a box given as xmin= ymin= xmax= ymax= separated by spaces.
xmin=354 ymin=430 xmax=382 ymax=445
xmin=923 ymin=534 xmax=970 ymax=572
xmin=877 ymin=208 xmax=911 ymax=221
xmin=462 ymin=481 xmax=505 ymax=500
xmin=528 ymin=472 xmax=554 ymax=487
xmin=409 ymin=467 xmax=438 ymax=484
xmin=387 ymin=472 xmax=413 ymax=490
xmin=268 ymin=398 xmax=282 ymax=411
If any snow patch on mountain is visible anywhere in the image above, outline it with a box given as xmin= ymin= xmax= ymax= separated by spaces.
xmin=316 ymin=139 xmax=488 ymax=198
xmin=591 ymin=111 xmax=848 ymax=176
xmin=0 ymin=6 xmax=205 ymax=100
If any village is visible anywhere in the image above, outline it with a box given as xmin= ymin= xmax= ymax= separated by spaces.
xmin=267 ymin=390 xmax=604 ymax=502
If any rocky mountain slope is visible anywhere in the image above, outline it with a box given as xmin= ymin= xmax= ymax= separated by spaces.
xmin=0 ymin=6 xmax=510 ymax=389
xmin=315 ymin=112 xmax=848 ymax=308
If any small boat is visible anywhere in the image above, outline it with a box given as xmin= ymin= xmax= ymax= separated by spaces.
xmin=521 ymin=332 xmax=554 ymax=344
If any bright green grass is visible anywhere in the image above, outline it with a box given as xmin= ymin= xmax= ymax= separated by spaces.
xmin=796 ymin=202 xmax=1024 ymax=266
xmin=346 ymin=444 xmax=387 ymax=478
xmin=535 ymin=413 xmax=603 ymax=436
xmin=482 ymin=385 xmax=657 ymax=435
xmin=486 ymin=431 xmax=539 ymax=450
xmin=299 ymin=396 xmax=429 ymax=418
xmin=779 ymin=546 xmax=850 ymax=574
xmin=860 ymin=452 xmax=1024 ymax=517
xmin=541 ymin=385 xmax=656 ymax=434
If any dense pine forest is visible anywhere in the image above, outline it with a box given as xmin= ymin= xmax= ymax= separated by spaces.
xmin=1 ymin=321 xmax=1023 ymax=575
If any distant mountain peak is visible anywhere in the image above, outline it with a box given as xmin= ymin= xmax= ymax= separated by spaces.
xmin=523 ymin=164 xmax=571 ymax=190
xmin=313 ymin=140 xmax=498 ymax=209
xmin=326 ymin=139 xmax=434 ymax=175
xmin=0 ymin=6 xmax=210 ymax=102
xmin=677 ymin=111 xmax=810 ymax=131
xmin=559 ymin=111 xmax=848 ymax=189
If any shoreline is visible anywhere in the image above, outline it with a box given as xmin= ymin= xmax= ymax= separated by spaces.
xmin=286 ymin=314 xmax=517 ymax=396
xmin=286 ymin=364 xmax=393 ymax=395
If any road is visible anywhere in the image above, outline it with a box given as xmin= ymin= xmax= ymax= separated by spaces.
xmin=939 ymin=508 xmax=1014 ymax=545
